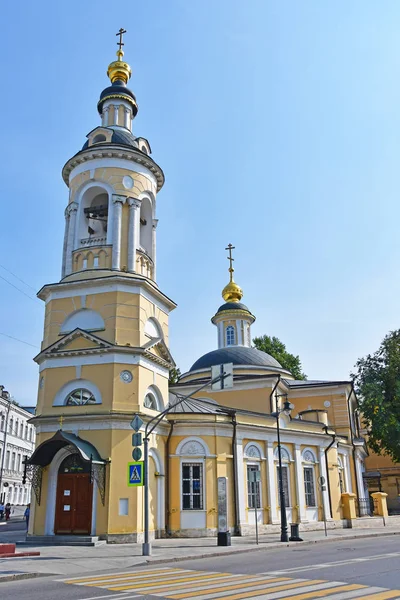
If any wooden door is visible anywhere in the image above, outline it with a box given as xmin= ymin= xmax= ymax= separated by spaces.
xmin=55 ymin=473 xmax=92 ymax=535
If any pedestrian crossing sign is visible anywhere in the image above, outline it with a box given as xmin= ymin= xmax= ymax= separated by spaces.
xmin=128 ymin=461 xmax=144 ymax=486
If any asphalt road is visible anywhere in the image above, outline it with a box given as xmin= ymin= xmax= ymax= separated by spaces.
xmin=2 ymin=535 xmax=400 ymax=600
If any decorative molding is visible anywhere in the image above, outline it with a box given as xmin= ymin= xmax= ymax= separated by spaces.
xmin=112 ymin=194 xmax=126 ymax=204
xmin=176 ymin=436 xmax=210 ymax=457
xmin=244 ymin=442 xmax=263 ymax=460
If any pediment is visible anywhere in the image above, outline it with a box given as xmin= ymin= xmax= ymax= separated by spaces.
xmin=42 ymin=328 xmax=112 ymax=356
xmin=142 ymin=336 xmax=175 ymax=367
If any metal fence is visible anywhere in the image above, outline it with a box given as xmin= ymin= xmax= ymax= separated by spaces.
xmin=356 ymin=497 xmax=374 ymax=517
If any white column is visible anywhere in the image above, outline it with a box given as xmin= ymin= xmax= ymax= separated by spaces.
xmin=355 ymin=453 xmax=365 ymax=499
xmin=61 ymin=208 xmax=69 ymax=278
xmin=65 ymin=202 xmax=78 ymax=276
xmin=113 ymin=104 xmax=119 ymax=125
xmin=266 ymin=441 xmax=278 ymax=524
xmin=127 ymin=198 xmax=141 ymax=272
xmin=217 ymin=322 xmax=223 ymax=348
xmin=102 ymin=106 xmax=110 ymax=126
xmin=111 ymin=195 xmax=125 ymax=270
xmin=124 ymin=107 xmax=130 ymax=129
xmin=319 ymin=447 xmax=332 ymax=520
xmin=236 ymin=320 xmax=243 ymax=345
xmin=152 ymin=219 xmax=158 ymax=280
xmin=343 ymin=453 xmax=352 ymax=493
xmin=294 ymin=445 xmax=307 ymax=522
xmin=235 ymin=439 xmax=247 ymax=528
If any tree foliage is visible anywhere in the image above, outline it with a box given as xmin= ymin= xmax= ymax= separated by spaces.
xmin=352 ymin=329 xmax=400 ymax=463
xmin=253 ymin=335 xmax=307 ymax=380
xmin=169 ymin=367 xmax=181 ymax=384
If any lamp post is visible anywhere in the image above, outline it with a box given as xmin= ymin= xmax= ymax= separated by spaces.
xmin=272 ymin=392 xmax=294 ymax=543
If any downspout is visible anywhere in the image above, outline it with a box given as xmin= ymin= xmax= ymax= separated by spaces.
xmin=165 ymin=419 xmax=174 ymax=537
xmin=270 ymin=375 xmax=281 ymax=413
xmin=231 ymin=411 xmax=240 ymax=535
xmin=347 ymin=384 xmax=361 ymax=502
xmin=323 ymin=426 xmax=335 ymax=519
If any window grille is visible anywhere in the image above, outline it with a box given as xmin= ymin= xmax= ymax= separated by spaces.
xmin=182 ymin=463 xmax=203 ymax=510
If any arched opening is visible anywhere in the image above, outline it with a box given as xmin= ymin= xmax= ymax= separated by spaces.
xmin=54 ymin=453 xmax=93 ymax=535
xmin=144 ymin=317 xmax=163 ymax=340
xmin=77 ymin=186 xmax=110 ymax=248
xmin=139 ymin=197 xmax=153 ymax=257
xmin=60 ymin=309 xmax=105 ymax=334
xmin=92 ymin=134 xmax=106 ymax=144
xmin=226 ymin=325 xmax=236 ymax=346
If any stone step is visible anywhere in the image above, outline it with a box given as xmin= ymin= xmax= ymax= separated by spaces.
xmin=0 ymin=543 xmax=16 ymax=554
xmin=18 ymin=535 xmax=105 ymax=547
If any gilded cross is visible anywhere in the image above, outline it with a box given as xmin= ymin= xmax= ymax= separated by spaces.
xmin=116 ymin=28 xmax=127 ymax=52
xmin=225 ymin=243 xmax=235 ymax=281
xmin=59 ymin=415 xmax=64 ymax=430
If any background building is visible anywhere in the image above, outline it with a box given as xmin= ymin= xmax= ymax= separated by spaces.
xmin=0 ymin=386 xmax=36 ymax=505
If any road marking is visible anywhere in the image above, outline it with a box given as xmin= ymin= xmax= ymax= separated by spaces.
xmin=264 ymin=551 xmax=400 ymax=575
xmin=63 ymin=567 xmax=400 ymax=600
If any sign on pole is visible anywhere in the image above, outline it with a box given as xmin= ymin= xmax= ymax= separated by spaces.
xmin=130 ymin=415 xmax=144 ymax=432
xmin=132 ymin=447 xmax=142 ymax=461
xmin=128 ymin=461 xmax=144 ymax=486
xmin=211 ymin=363 xmax=233 ymax=391
xmin=132 ymin=433 xmax=142 ymax=447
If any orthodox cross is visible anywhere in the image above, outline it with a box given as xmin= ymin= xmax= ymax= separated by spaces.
xmin=59 ymin=415 xmax=64 ymax=430
xmin=116 ymin=28 xmax=127 ymax=52
xmin=225 ymin=243 xmax=235 ymax=280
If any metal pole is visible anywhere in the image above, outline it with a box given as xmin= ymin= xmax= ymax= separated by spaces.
xmin=142 ymin=436 xmax=150 ymax=556
xmin=276 ymin=394 xmax=288 ymax=543
xmin=0 ymin=398 xmax=11 ymax=504
xmin=254 ymin=479 xmax=259 ymax=545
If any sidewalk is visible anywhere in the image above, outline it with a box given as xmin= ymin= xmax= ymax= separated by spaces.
xmin=0 ymin=525 xmax=399 ymax=582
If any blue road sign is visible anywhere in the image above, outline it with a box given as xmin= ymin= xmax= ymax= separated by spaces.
xmin=128 ymin=461 xmax=144 ymax=486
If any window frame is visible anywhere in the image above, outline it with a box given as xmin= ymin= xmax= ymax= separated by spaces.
xmin=303 ymin=466 xmax=316 ymax=507
xmin=65 ymin=388 xmax=97 ymax=406
xmin=181 ymin=462 xmax=204 ymax=511
xmin=247 ymin=464 xmax=261 ymax=509
xmin=226 ymin=325 xmax=236 ymax=346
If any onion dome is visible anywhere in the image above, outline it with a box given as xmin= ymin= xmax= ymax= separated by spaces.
xmin=97 ymin=47 xmax=138 ymax=117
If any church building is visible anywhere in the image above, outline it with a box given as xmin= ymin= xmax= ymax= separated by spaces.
xmin=26 ymin=34 xmax=373 ymax=543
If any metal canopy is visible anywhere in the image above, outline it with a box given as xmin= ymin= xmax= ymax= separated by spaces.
xmin=27 ymin=430 xmax=106 ymax=467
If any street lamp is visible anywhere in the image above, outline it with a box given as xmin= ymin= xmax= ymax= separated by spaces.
xmin=272 ymin=392 xmax=294 ymax=543
xmin=0 ymin=388 xmax=11 ymax=504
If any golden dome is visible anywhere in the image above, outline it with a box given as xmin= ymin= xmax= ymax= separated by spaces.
xmin=222 ymin=279 xmax=243 ymax=303
xmin=107 ymin=49 xmax=132 ymax=84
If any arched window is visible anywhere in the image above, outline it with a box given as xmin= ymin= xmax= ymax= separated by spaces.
xmin=65 ymin=388 xmax=96 ymax=406
xmin=92 ymin=134 xmax=106 ymax=144
xmin=9 ymin=417 xmax=13 ymax=434
xmin=144 ymin=317 xmax=163 ymax=340
xmin=226 ymin=325 xmax=235 ymax=346
xmin=144 ymin=393 xmax=158 ymax=410
xmin=60 ymin=309 xmax=105 ymax=334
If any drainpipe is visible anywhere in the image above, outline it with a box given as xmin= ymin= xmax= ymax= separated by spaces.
xmin=347 ymin=384 xmax=361 ymax=502
xmin=270 ymin=375 xmax=281 ymax=413
xmin=231 ymin=411 xmax=240 ymax=535
xmin=165 ymin=420 xmax=174 ymax=537
xmin=323 ymin=426 xmax=336 ymax=519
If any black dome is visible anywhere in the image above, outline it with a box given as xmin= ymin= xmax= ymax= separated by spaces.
xmin=189 ymin=346 xmax=283 ymax=372
xmin=216 ymin=302 xmax=251 ymax=314
xmin=97 ymin=80 xmax=138 ymax=115
xmin=81 ymin=128 xmax=138 ymax=151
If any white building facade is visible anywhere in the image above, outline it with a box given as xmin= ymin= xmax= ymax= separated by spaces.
xmin=0 ymin=391 xmax=36 ymax=505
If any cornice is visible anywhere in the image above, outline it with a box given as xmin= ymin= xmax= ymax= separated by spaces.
xmin=62 ymin=145 xmax=164 ymax=191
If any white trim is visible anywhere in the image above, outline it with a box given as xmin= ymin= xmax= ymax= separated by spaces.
xmin=144 ymin=384 xmax=164 ymax=411
xmin=266 ymin=441 xmax=278 ymax=523
xmin=236 ymin=441 xmax=247 ymax=526
xmin=273 ymin=444 xmax=292 ymax=462
xmin=180 ymin=458 xmax=206 ymax=515
xmin=295 ymin=445 xmax=307 ymax=521
xmin=68 ymin=158 xmax=157 ymax=189
xmin=53 ymin=379 xmax=102 ymax=406
xmin=302 ymin=447 xmax=317 ymax=463
xmin=39 ymin=354 xmax=169 ymax=377
xmin=319 ymin=447 xmax=332 ymax=520
xmin=176 ymin=436 xmax=210 ymax=457
xmin=41 ymin=281 xmax=173 ymax=314
xmin=246 ymin=461 xmax=263 ymax=525
xmin=244 ymin=441 xmax=264 ymax=460
xmin=149 ymin=448 xmax=164 ymax=531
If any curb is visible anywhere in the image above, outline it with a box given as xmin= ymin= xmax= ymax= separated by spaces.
xmin=0 ymin=572 xmax=47 ymax=584
xmin=145 ymin=530 xmax=400 ymax=565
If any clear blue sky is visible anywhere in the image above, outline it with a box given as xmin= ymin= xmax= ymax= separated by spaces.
xmin=1 ymin=1 xmax=400 ymax=405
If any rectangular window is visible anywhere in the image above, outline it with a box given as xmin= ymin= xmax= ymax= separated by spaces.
xmin=276 ymin=465 xmax=290 ymax=506
xmin=304 ymin=467 xmax=316 ymax=506
xmin=182 ymin=463 xmax=203 ymax=510
xmin=247 ymin=465 xmax=261 ymax=508
xmin=93 ymin=256 xmax=99 ymax=268
xmin=339 ymin=470 xmax=345 ymax=494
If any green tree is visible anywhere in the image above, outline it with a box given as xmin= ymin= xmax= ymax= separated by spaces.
xmin=169 ymin=367 xmax=181 ymax=384
xmin=253 ymin=335 xmax=307 ymax=380
xmin=351 ymin=329 xmax=400 ymax=463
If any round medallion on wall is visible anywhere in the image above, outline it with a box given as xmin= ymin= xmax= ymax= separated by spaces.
xmin=120 ymin=370 xmax=133 ymax=383
xmin=324 ymin=400 xmax=331 ymax=408
xmin=122 ymin=175 xmax=134 ymax=190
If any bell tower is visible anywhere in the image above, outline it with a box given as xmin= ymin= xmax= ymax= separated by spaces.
xmin=29 ymin=31 xmax=176 ymax=542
